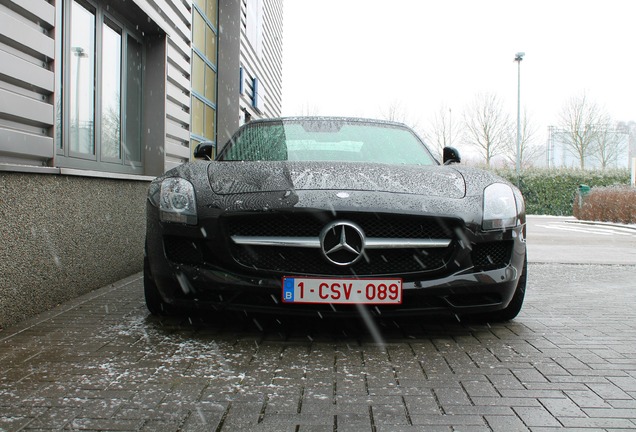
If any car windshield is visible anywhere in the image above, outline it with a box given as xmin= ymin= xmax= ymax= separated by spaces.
xmin=217 ymin=119 xmax=438 ymax=165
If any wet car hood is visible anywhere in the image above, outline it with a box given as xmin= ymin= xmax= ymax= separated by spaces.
xmin=207 ymin=161 xmax=466 ymax=199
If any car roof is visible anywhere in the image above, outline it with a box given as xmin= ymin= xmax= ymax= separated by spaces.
xmin=242 ymin=116 xmax=410 ymax=129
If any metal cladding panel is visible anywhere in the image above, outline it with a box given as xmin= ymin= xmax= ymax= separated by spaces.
xmin=161 ymin=6 xmax=192 ymax=169
xmin=130 ymin=0 xmax=187 ymax=42
xmin=166 ymin=120 xmax=190 ymax=142
xmin=167 ymin=101 xmax=190 ymax=125
xmin=0 ymin=50 xmax=54 ymax=93
xmin=4 ymin=0 xmax=55 ymax=29
xmin=0 ymin=2 xmax=54 ymax=166
xmin=0 ymin=128 xmax=54 ymax=160
xmin=167 ymin=41 xmax=191 ymax=77
xmin=0 ymin=9 xmax=55 ymax=59
xmin=239 ymin=0 xmax=283 ymax=120
xmin=0 ymin=88 xmax=53 ymax=126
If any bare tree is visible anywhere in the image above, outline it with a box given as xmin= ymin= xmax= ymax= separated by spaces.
xmin=463 ymin=93 xmax=512 ymax=167
xmin=502 ymin=108 xmax=542 ymax=168
xmin=423 ymin=104 xmax=460 ymax=160
xmin=380 ymin=100 xmax=408 ymax=123
xmin=379 ymin=99 xmax=420 ymax=130
xmin=297 ymin=102 xmax=322 ymax=116
xmin=558 ymin=91 xmax=603 ymax=169
xmin=102 ymin=99 xmax=121 ymax=159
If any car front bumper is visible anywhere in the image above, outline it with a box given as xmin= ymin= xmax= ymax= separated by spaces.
xmin=145 ymin=202 xmax=526 ymax=318
xmin=146 ymin=245 xmax=525 ymax=318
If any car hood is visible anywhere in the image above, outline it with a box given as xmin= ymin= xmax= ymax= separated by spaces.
xmin=207 ymin=161 xmax=466 ymax=199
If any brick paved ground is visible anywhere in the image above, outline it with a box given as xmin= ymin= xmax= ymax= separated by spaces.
xmin=1 ymin=263 xmax=635 ymax=431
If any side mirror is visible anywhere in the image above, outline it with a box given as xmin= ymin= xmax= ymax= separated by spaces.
xmin=442 ymin=146 xmax=461 ymax=165
xmin=194 ymin=141 xmax=215 ymax=160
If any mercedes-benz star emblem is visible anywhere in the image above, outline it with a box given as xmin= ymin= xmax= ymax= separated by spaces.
xmin=319 ymin=221 xmax=365 ymax=266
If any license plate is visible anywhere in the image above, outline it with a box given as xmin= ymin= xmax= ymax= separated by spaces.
xmin=282 ymin=277 xmax=402 ymax=304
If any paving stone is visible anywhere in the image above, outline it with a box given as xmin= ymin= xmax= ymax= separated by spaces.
xmin=559 ymin=416 xmax=636 ymax=429
xmin=512 ymin=406 xmax=561 ymax=427
xmin=0 ymin=263 xmax=634 ymax=431
xmin=484 ymin=414 xmax=530 ymax=431
xmin=409 ymin=413 xmax=486 ymax=426
xmin=64 ymin=417 xmax=144 ymax=430
xmin=0 ymin=416 xmax=35 ymax=431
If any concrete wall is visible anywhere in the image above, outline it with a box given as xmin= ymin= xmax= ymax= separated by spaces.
xmin=217 ymin=0 xmax=242 ymax=150
xmin=0 ymin=172 xmax=149 ymax=329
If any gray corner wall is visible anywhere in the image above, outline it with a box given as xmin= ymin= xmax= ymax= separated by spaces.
xmin=0 ymin=172 xmax=149 ymax=329
xmin=216 ymin=0 xmax=242 ymax=151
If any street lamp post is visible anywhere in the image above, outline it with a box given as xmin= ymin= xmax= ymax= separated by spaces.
xmin=514 ymin=52 xmax=525 ymax=175
xmin=72 ymin=46 xmax=88 ymax=153
xmin=448 ymin=107 xmax=452 ymax=147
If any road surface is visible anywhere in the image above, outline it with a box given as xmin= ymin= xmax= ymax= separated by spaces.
xmin=526 ymin=215 xmax=636 ymax=265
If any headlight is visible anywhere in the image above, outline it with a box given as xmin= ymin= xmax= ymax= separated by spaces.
xmin=482 ymin=183 xmax=518 ymax=230
xmin=147 ymin=181 xmax=161 ymax=207
xmin=159 ymin=178 xmax=197 ymax=225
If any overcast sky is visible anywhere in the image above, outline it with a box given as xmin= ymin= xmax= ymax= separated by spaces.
xmin=281 ymin=0 xmax=636 ymax=150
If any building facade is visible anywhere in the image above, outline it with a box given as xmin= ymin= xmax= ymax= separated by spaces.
xmin=0 ymin=0 xmax=283 ymax=328
xmin=546 ymin=125 xmax=631 ymax=170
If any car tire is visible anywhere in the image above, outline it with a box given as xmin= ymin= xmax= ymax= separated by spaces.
xmin=489 ymin=253 xmax=527 ymax=322
xmin=143 ymin=254 xmax=173 ymax=316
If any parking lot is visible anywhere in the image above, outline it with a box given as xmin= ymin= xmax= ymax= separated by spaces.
xmin=1 ymin=217 xmax=636 ymax=431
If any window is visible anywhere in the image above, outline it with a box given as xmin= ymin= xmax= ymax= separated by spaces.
xmin=57 ymin=0 xmax=145 ymax=174
xmin=191 ymin=0 xmax=218 ymax=159
xmin=69 ymin=1 xmax=95 ymax=156
xmin=218 ymin=120 xmax=437 ymax=166
xmin=101 ymin=21 xmax=121 ymax=160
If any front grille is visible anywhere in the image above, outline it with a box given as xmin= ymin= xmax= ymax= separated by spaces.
xmin=164 ymin=236 xmax=204 ymax=265
xmin=162 ymin=217 xmax=513 ymax=276
xmin=227 ymin=212 xmax=453 ymax=239
xmin=225 ymin=212 xmax=459 ymax=277
xmin=471 ymin=241 xmax=513 ymax=269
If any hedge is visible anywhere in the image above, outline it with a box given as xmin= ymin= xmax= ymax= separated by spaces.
xmin=494 ymin=168 xmax=631 ymax=216
xmin=572 ymin=186 xmax=636 ymax=224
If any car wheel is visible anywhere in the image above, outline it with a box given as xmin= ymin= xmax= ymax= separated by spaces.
xmin=489 ymin=253 xmax=527 ymax=322
xmin=143 ymin=255 xmax=173 ymax=316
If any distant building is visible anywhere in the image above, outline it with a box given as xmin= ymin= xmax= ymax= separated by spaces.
xmin=546 ymin=125 xmax=630 ymax=170
xmin=0 ymin=0 xmax=283 ymax=328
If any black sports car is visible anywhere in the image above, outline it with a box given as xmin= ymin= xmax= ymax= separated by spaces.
xmin=145 ymin=117 xmax=527 ymax=321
